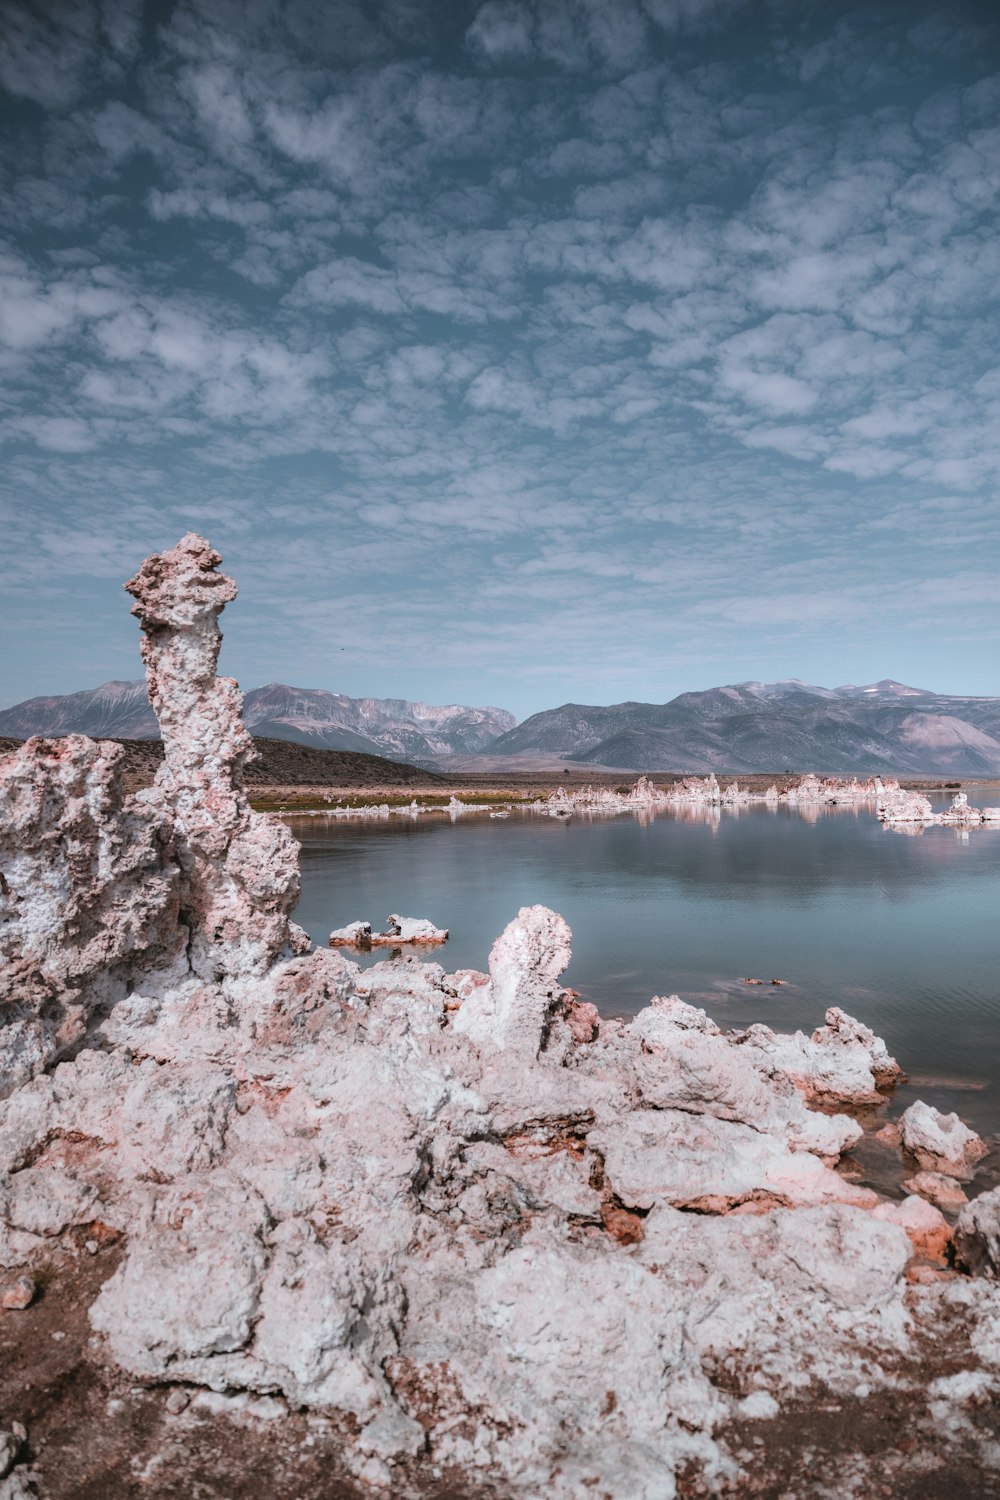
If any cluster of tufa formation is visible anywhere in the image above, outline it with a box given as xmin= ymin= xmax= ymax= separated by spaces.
xmin=3 ymin=536 xmax=1000 ymax=1499
xmin=876 ymin=782 xmax=1000 ymax=828
xmin=535 ymin=772 xmax=885 ymax=819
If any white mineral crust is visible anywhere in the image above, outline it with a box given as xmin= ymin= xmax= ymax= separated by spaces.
xmin=899 ymin=1100 xmax=988 ymax=1177
xmin=875 ymin=779 xmax=934 ymax=823
xmin=2 ymin=535 xmax=1000 ymax=1498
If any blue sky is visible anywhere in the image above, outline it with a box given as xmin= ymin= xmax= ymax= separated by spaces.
xmin=1 ymin=0 xmax=998 ymax=719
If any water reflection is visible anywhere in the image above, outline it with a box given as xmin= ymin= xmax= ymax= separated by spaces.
xmin=292 ymin=797 xmax=1000 ymax=1134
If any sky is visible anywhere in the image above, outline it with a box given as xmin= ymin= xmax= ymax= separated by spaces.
xmin=1 ymin=0 xmax=999 ymax=720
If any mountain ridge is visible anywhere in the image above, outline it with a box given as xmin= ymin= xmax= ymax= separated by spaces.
xmin=489 ymin=680 xmax=1000 ymax=775
xmin=2 ymin=678 xmax=999 ymax=775
xmin=0 ymin=681 xmax=516 ymax=762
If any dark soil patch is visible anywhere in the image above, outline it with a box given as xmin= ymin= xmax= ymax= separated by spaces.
xmin=678 ymin=1385 xmax=1000 ymax=1499
xmin=0 ymin=1240 xmax=506 ymax=1499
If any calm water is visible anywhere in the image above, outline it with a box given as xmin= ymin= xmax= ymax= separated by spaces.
xmin=291 ymin=788 xmax=1000 ymax=1138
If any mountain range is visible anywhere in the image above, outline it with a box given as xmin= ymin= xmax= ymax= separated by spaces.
xmin=2 ymin=677 xmax=999 ymax=775
xmin=488 ymin=679 xmax=1000 ymax=775
xmin=0 ymin=681 xmax=516 ymax=761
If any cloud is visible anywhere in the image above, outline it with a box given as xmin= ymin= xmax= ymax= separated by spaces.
xmin=0 ymin=0 xmax=142 ymax=108
xmin=0 ymin=1 xmax=99 ymax=108
xmin=1 ymin=0 xmax=999 ymax=711
xmin=466 ymin=0 xmax=748 ymax=70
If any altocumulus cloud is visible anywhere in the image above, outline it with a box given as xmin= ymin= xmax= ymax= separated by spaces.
xmin=0 ymin=0 xmax=998 ymax=714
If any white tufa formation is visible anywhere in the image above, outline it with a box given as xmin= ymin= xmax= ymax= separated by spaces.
xmin=0 ymin=734 xmax=181 ymax=1094
xmin=2 ymin=536 xmax=1000 ymax=1498
xmin=125 ymin=533 xmax=308 ymax=979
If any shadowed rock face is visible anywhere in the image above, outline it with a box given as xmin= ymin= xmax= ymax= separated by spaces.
xmin=0 ymin=734 xmax=181 ymax=1093
xmin=3 ymin=537 xmax=1000 ymax=1500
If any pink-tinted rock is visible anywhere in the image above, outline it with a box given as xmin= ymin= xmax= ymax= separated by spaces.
xmin=452 ymin=904 xmax=573 ymax=1058
xmin=0 ymin=1274 xmax=35 ymax=1311
xmin=564 ymin=995 xmax=600 ymax=1043
xmin=899 ymin=1101 xmax=987 ymax=1178
xmin=875 ymin=780 xmax=933 ymax=823
xmin=0 ymin=734 xmax=181 ymax=1091
xmin=125 ymin=534 xmax=308 ymax=979
xmin=902 ymin=1172 xmax=969 ymax=1213
xmin=329 ymin=921 xmax=373 ymax=948
xmin=740 ymin=1006 xmax=902 ymax=1106
xmin=371 ymin=916 xmax=448 ymax=945
xmin=872 ymin=1195 xmax=952 ymax=1263
xmin=6 ymin=533 xmax=1000 ymax=1500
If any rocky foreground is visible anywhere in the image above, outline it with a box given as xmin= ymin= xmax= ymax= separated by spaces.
xmin=3 ymin=535 xmax=1000 ymax=1499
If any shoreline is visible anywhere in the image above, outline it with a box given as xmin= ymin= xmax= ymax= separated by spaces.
xmin=263 ymin=774 xmax=999 ymax=819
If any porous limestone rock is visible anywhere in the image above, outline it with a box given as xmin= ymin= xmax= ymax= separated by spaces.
xmin=0 ymin=734 xmax=180 ymax=1093
xmin=875 ymin=780 xmax=934 ymax=823
xmin=871 ymin=1195 xmax=952 ymax=1263
xmin=738 ymin=1006 xmax=902 ymax=1105
xmin=902 ymin=1172 xmax=969 ymax=1213
xmin=0 ymin=1424 xmax=36 ymax=1498
xmin=899 ymin=1100 xmax=987 ymax=1177
xmin=0 ymin=1274 xmax=35 ymax=1311
xmin=125 ymin=533 xmax=308 ymax=979
xmin=954 ymin=1187 xmax=1000 ymax=1277
xmin=372 ymin=915 xmax=448 ymax=945
xmin=612 ymin=997 xmax=863 ymax=1159
xmin=452 ymin=903 xmax=572 ymax=1058
xmin=329 ymin=921 xmax=373 ymax=947
xmin=938 ymin=791 xmax=979 ymax=823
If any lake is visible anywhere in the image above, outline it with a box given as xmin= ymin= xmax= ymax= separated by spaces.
xmin=291 ymin=787 xmax=1000 ymax=1142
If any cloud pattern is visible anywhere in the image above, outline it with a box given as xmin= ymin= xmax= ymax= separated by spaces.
xmin=0 ymin=0 xmax=998 ymax=713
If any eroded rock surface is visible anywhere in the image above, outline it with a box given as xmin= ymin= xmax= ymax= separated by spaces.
xmin=954 ymin=1187 xmax=1000 ymax=1277
xmin=125 ymin=533 xmax=308 ymax=979
xmin=0 ymin=735 xmax=180 ymax=1093
xmin=3 ymin=536 xmax=1000 ymax=1500
xmin=899 ymin=1100 xmax=987 ymax=1178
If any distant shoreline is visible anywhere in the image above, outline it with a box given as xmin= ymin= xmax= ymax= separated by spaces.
xmin=2 ymin=734 xmax=992 ymax=814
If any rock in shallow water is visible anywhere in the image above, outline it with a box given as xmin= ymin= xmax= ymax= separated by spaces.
xmin=899 ymin=1099 xmax=987 ymax=1178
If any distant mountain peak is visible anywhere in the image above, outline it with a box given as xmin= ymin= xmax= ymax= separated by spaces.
xmin=735 ymin=677 xmax=933 ymax=702
xmin=834 ymin=679 xmax=931 ymax=698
